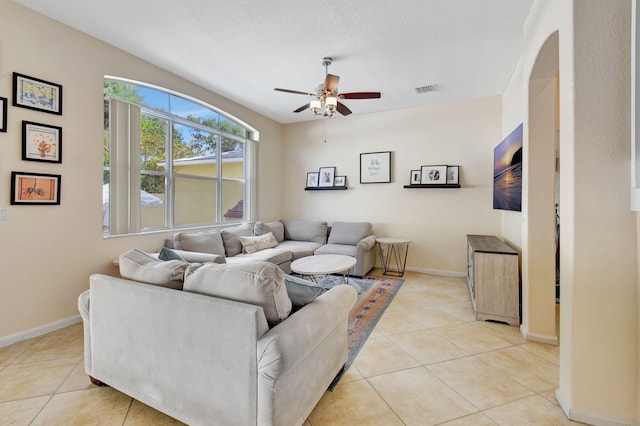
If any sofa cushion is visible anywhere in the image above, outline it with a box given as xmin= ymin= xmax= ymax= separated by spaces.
xmin=226 ymin=247 xmax=292 ymax=266
xmin=254 ymin=221 xmax=285 ymax=242
xmin=173 ymin=230 xmax=226 ymax=256
xmin=284 ymin=274 xmax=325 ymax=311
xmin=119 ymin=249 xmax=187 ymax=290
xmin=240 ymin=232 xmax=279 ymax=254
xmin=276 ymin=240 xmax=324 ymax=260
xmin=183 ymin=261 xmax=292 ymax=325
xmin=314 ymin=243 xmax=357 ymax=257
xmin=327 ymin=222 xmax=372 ymax=245
xmin=281 ymin=220 xmax=328 ymax=244
xmin=221 ymin=223 xmax=254 ymax=257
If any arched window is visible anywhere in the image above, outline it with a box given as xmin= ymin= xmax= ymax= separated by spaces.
xmin=103 ymin=77 xmax=257 ymax=236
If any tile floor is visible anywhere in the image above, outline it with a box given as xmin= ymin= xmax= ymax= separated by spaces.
xmin=0 ymin=270 xmax=581 ymax=425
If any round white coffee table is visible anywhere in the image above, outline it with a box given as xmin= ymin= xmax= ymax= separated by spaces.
xmin=290 ymin=254 xmax=357 ymax=285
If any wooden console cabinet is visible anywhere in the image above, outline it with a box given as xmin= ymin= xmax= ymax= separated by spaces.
xmin=466 ymin=235 xmax=520 ymax=326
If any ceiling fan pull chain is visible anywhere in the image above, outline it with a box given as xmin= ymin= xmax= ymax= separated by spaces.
xmin=323 ymin=117 xmax=327 ymax=144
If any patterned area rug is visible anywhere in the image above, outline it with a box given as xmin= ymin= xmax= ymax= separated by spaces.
xmin=314 ymin=274 xmax=404 ymax=391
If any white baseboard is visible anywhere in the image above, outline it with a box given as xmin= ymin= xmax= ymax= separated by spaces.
xmin=519 ymin=323 xmax=559 ymax=345
xmin=0 ymin=315 xmax=82 ymax=348
xmin=403 ymin=266 xmax=466 ymax=278
xmin=556 ymin=388 xmax=638 ymax=426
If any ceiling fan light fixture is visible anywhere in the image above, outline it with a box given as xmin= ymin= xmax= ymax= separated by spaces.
xmin=274 ymin=56 xmax=380 ymax=118
xmin=310 ymin=99 xmax=321 ymax=114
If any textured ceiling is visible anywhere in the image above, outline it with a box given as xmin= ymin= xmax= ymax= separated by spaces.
xmin=13 ymin=0 xmax=533 ymax=124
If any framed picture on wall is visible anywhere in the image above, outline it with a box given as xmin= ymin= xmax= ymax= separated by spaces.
xmin=360 ymin=151 xmax=391 ymax=183
xmin=306 ymin=172 xmax=319 ymax=188
xmin=420 ymin=165 xmax=447 ymax=185
xmin=410 ymin=169 xmax=421 ymax=185
xmin=13 ymin=72 xmax=63 ymax=115
xmin=11 ymin=171 xmax=61 ymax=205
xmin=318 ymin=166 xmax=336 ymax=187
xmin=446 ymin=165 xmax=459 ymax=185
xmin=22 ymin=121 xmax=62 ymax=163
xmin=0 ymin=97 xmax=7 ymax=132
xmin=334 ymin=176 xmax=346 ymax=187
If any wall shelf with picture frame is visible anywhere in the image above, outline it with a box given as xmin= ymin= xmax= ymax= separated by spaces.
xmin=304 ymin=186 xmax=348 ymax=191
xmin=403 ymin=184 xmax=460 ymax=189
xmin=404 ymin=165 xmax=461 ymax=188
xmin=305 ymin=167 xmax=348 ymax=190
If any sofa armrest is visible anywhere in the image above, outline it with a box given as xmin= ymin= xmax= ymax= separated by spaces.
xmin=170 ymin=249 xmax=226 ymax=264
xmin=256 ymin=284 xmax=357 ymax=376
xmin=256 ymin=284 xmax=357 ymax=425
xmin=78 ymin=290 xmax=92 ymax=376
xmin=357 ymin=234 xmax=377 ymax=251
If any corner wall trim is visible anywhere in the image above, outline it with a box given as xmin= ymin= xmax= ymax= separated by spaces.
xmin=556 ymin=388 xmax=638 ymax=426
xmin=519 ymin=323 xmax=559 ymax=345
xmin=0 ymin=315 xmax=82 ymax=349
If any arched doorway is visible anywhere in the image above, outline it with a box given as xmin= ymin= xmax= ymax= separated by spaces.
xmin=521 ymin=31 xmax=559 ymax=344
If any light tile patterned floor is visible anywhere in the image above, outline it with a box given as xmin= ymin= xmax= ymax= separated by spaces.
xmin=0 ymin=270 xmax=581 ymax=425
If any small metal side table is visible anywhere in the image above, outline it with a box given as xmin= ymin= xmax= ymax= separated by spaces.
xmin=376 ymin=237 xmax=411 ymax=277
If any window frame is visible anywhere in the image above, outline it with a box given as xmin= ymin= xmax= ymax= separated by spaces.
xmin=103 ymin=77 xmax=258 ymax=236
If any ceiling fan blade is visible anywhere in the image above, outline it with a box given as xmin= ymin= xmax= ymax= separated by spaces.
xmin=274 ymin=88 xmax=315 ymax=96
xmin=339 ymin=92 xmax=381 ymax=99
xmin=323 ymin=74 xmax=340 ymax=92
xmin=336 ymin=101 xmax=352 ymax=116
xmin=293 ymin=103 xmax=311 ymax=113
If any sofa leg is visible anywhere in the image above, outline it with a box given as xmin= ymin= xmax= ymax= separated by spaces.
xmin=89 ymin=376 xmax=107 ymax=387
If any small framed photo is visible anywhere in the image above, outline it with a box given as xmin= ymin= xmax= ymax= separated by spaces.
xmin=360 ymin=151 xmax=391 ymax=183
xmin=420 ymin=165 xmax=448 ymax=185
xmin=22 ymin=121 xmax=62 ymax=163
xmin=410 ymin=169 xmax=421 ymax=185
xmin=0 ymin=97 xmax=7 ymax=132
xmin=318 ymin=166 xmax=336 ymax=187
xmin=447 ymin=165 xmax=460 ymax=185
xmin=13 ymin=72 xmax=63 ymax=115
xmin=11 ymin=171 xmax=61 ymax=205
xmin=334 ymin=176 xmax=347 ymax=187
xmin=306 ymin=172 xmax=319 ymax=188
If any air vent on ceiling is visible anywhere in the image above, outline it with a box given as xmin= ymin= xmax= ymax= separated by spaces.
xmin=415 ymin=84 xmax=437 ymax=94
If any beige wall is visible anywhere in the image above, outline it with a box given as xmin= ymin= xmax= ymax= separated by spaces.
xmin=282 ymin=96 xmax=503 ymax=275
xmin=0 ymin=1 xmax=283 ymax=341
xmin=503 ymin=0 xmax=639 ymax=423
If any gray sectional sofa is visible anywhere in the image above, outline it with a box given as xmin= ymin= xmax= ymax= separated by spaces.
xmin=80 ymin=260 xmax=357 ymax=425
xmin=164 ymin=220 xmax=377 ymax=277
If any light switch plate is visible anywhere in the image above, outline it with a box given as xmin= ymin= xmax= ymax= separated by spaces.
xmin=0 ymin=207 xmax=9 ymax=220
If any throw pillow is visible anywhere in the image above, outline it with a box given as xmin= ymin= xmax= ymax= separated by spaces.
xmin=254 ymin=221 xmax=285 ymax=242
xmin=183 ymin=261 xmax=291 ymax=325
xmin=239 ymin=232 xmax=279 ymax=254
xmin=119 ymin=249 xmax=187 ymax=290
xmin=172 ymin=230 xmax=226 ymax=256
xmin=158 ymin=247 xmax=186 ymax=261
xmin=220 ymin=223 xmax=254 ymax=257
xmin=284 ymin=274 xmax=325 ymax=311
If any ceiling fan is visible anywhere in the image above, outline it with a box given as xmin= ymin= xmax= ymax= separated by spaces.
xmin=274 ymin=57 xmax=381 ymax=117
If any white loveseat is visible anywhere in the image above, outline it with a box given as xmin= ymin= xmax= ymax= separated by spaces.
xmin=79 ymin=260 xmax=357 ymax=426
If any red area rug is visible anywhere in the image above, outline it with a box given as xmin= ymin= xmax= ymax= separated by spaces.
xmin=326 ymin=274 xmax=404 ymax=390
